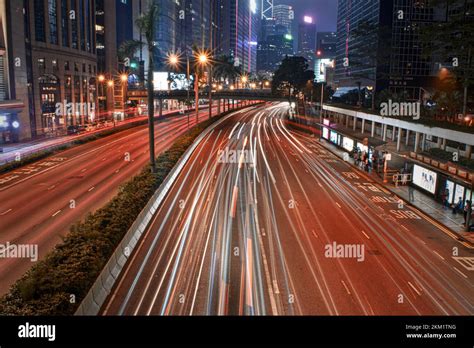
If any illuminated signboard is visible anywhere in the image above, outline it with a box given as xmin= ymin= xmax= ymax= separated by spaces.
xmin=412 ymin=165 xmax=437 ymax=194
xmin=322 ymin=127 xmax=329 ymax=139
xmin=330 ymin=130 xmax=339 ymax=144
xmin=0 ymin=115 xmax=8 ymax=128
xmin=342 ymin=137 xmax=354 ymax=152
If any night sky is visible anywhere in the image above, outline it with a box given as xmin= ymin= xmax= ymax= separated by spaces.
xmin=276 ymin=0 xmax=339 ymax=32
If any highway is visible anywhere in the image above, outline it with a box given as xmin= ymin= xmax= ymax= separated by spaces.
xmin=103 ymin=102 xmax=473 ymax=315
xmin=0 ymin=107 xmax=217 ymax=295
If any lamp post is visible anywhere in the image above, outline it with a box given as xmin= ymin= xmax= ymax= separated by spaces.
xmin=107 ymin=80 xmax=115 ymax=126
xmin=120 ymin=74 xmax=128 ymax=120
xmin=167 ymin=52 xmax=191 ymax=128
xmin=196 ymin=52 xmax=210 ymax=123
xmin=97 ymin=75 xmax=105 ymax=124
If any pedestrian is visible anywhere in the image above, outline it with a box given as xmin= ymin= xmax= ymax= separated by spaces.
xmin=464 ymin=200 xmax=472 ymax=226
xmin=441 ymin=188 xmax=449 ymax=209
xmin=453 ymin=197 xmax=463 ymax=214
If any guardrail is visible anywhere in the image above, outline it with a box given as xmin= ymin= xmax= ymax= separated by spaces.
xmin=75 ymin=104 xmax=260 ymax=315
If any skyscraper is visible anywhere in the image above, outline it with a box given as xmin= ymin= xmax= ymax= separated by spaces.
xmin=297 ymin=16 xmax=317 ymax=68
xmin=220 ymin=0 xmax=260 ymax=74
xmin=316 ymin=32 xmax=337 ymax=58
xmin=334 ymin=0 xmax=446 ymax=100
xmin=273 ymin=4 xmax=293 ymax=35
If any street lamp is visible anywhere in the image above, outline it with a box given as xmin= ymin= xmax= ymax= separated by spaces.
xmin=167 ymin=51 xmax=192 ymax=128
xmin=97 ymin=75 xmax=106 ymax=123
xmin=241 ymin=75 xmax=248 ymax=86
xmin=198 ymin=54 xmax=208 ymax=65
xmin=121 ymin=73 xmax=128 ymax=108
xmin=168 ymin=53 xmax=180 ymax=67
xmin=194 ymin=50 xmax=211 ymax=121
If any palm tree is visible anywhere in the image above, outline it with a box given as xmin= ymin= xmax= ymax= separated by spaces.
xmin=213 ymin=55 xmax=240 ymax=85
xmin=119 ymin=3 xmax=159 ymax=173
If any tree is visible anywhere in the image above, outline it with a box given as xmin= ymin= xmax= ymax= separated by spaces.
xmin=432 ymin=90 xmax=463 ymax=122
xmin=119 ymin=3 xmax=159 ymax=173
xmin=213 ymin=55 xmax=241 ymax=85
xmin=420 ymin=0 xmax=474 ymax=117
xmin=272 ymin=56 xmax=315 ymax=99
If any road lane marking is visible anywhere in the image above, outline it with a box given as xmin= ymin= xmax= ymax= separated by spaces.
xmin=361 ymin=230 xmax=370 ymax=239
xmin=52 ymin=210 xmax=61 ymax=217
xmin=453 ymin=267 xmax=468 ymax=279
xmin=228 ymin=122 xmax=241 ymax=139
xmin=115 ymin=169 xmax=120 ymax=173
xmin=335 ymin=202 xmax=342 ymax=209
xmin=88 ymin=187 xmax=95 ymax=192
xmin=408 ymin=281 xmax=422 ymax=296
xmin=47 ymin=185 xmax=56 ymax=190
xmin=452 ymin=257 xmax=474 ymax=271
xmin=81 ymin=168 xmax=88 ymax=173
xmin=400 ymin=225 xmax=410 ymax=232
xmin=432 ymin=250 xmax=445 ymax=261
xmin=341 ymin=280 xmax=351 ymax=295
xmin=1 ymin=208 xmax=12 ymax=216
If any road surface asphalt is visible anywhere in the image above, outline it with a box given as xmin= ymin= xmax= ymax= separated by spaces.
xmin=102 ymin=103 xmax=474 ymax=315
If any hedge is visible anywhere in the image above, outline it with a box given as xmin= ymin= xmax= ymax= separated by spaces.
xmin=425 ymin=148 xmax=474 ymax=171
xmin=0 ymin=116 xmax=220 ymax=315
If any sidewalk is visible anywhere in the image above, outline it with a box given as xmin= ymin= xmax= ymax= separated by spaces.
xmin=316 ymin=137 xmax=474 ymax=245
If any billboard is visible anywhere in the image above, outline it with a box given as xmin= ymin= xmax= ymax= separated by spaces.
xmin=322 ymin=127 xmax=329 ymax=139
xmin=412 ymin=165 xmax=437 ymax=194
xmin=153 ymin=72 xmax=189 ymax=91
xmin=342 ymin=137 xmax=354 ymax=152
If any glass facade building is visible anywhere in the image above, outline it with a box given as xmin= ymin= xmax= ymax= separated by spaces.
xmin=334 ymin=0 xmax=446 ymax=100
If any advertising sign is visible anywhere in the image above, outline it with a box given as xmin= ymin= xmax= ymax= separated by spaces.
xmin=322 ymin=127 xmax=329 ymax=139
xmin=412 ymin=165 xmax=437 ymax=194
xmin=342 ymin=137 xmax=354 ymax=152
xmin=330 ymin=131 xmax=338 ymax=144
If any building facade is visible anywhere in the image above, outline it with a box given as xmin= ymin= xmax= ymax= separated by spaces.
xmin=334 ymin=0 xmax=446 ymax=100
xmin=1 ymin=0 xmax=98 ymax=143
xmin=297 ymin=16 xmax=317 ymax=69
xmin=220 ymin=0 xmax=260 ymax=74
xmin=273 ymin=4 xmax=293 ymax=34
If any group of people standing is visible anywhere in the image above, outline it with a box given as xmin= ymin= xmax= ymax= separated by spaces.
xmin=353 ymin=150 xmax=374 ymax=173
xmin=442 ymin=187 xmax=474 ymax=231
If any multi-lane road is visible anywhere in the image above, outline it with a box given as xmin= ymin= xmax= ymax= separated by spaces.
xmin=0 ymin=108 xmax=216 ymax=295
xmin=103 ymin=103 xmax=473 ymax=315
